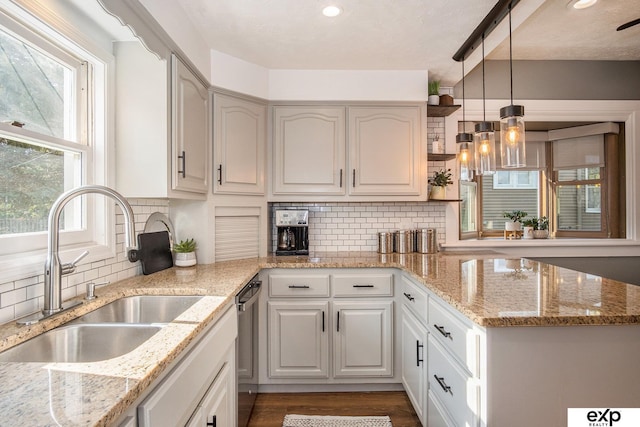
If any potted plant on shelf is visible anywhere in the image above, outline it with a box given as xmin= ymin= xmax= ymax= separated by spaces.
xmin=428 ymin=80 xmax=440 ymax=105
xmin=532 ymin=216 xmax=550 ymax=239
xmin=502 ymin=210 xmax=527 ymax=231
xmin=428 ymin=168 xmax=453 ymax=200
xmin=173 ymin=238 xmax=197 ymax=267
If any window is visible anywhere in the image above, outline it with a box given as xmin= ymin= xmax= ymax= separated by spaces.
xmin=462 ymin=124 xmax=623 ymax=239
xmin=0 ymin=5 xmax=105 ymax=259
xmin=493 ymin=171 xmax=539 ymax=189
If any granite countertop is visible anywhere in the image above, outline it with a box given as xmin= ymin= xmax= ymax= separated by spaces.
xmin=1 ymin=252 xmax=639 ymax=426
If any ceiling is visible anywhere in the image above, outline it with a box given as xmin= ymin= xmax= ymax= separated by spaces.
xmin=172 ymin=0 xmax=640 ymax=86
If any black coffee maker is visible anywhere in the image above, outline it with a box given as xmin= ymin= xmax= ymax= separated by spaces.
xmin=275 ymin=209 xmax=309 ymax=256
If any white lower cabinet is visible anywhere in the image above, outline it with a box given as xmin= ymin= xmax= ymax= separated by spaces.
xmin=137 ymin=306 xmax=237 ymax=427
xmin=186 ymin=357 xmax=235 ymax=427
xmin=263 ymin=269 xmax=395 ymax=384
xmin=428 ymin=335 xmax=478 ymax=427
xmin=267 ymin=300 xmax=329 ymax=378
xmin=400 ymin=305 xmax=427 ymax=423
xmin=333 ymin=301 xmax=393 ymax=377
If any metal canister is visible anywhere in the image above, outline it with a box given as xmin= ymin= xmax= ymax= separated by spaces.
xmin=378 ymin=232 xmax=392 ymax=254
xmin=406 ymin=229 xmax=416 ymax=253
xmin=416 ymin=228 xmax=438 ymax=253
xmin=394 ymin=230 xmax=409 ymax=253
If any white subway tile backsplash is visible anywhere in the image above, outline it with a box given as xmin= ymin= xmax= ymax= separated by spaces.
xmin=270 ymin=201 xmax=447 ymax=253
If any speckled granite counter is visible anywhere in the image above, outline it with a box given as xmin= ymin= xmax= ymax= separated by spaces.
xmin=1 ymin=252 xmax=639 ymax=426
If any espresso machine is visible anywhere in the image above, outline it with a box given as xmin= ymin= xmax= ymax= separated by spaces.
xmin=275 ymin=209 xmax=309 ymax=256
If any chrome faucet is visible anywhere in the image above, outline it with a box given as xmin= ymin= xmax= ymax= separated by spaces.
xmin=41 ymin=185 xmax=139 ymax=316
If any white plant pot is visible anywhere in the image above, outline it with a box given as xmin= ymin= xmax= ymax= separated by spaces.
xmin=174 ymin=251 xmax=197 ymax=267
xmin=505 ymin=220 xmax=522 ymax=231
xmin=533 ymin=230 xmax=549 ymax=239
xmin=428 ymin=95 xmax=440 ymax=105
xmin=429 ymin=186 xmax=446 ymax=200
xmin=522 ymin=226 xmax=534 ymax=239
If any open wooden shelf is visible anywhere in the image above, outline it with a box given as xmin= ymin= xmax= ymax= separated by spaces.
xmin=428 ymin=153 xmax=457 ymax=161
xmin=427 ymin=104 xmax=461 ymax=117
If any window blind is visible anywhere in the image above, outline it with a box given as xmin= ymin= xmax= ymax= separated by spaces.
xmin=552 ymin=135 xmax=604 ymax=170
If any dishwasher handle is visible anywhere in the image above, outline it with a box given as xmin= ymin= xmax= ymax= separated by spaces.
xmin=236 ymin=280 xmax=261 ymax=312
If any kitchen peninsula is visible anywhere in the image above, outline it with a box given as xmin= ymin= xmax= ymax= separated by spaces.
xmin=0 ymin=252 xmax=639 ymax=426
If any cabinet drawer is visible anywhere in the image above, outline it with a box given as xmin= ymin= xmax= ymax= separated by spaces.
xmin=332 ymin=273 xmax=393 ymax=297
xmin=428 ymin=336 xmax=478 ymax=427
xmin=400 ymin=275 xmax=428 ymax=325
xmin=269 ymin=274 xmax=330 ymax=297
xmin=428 ymin=296 xmax=478 ymax=375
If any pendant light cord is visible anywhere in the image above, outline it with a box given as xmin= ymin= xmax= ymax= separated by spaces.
xmin=508 ymin=3 xmax=514 ymax=105
xmin=482 ymin=35 xmax=486 ymax=122
xmin=462 ymin=60 xmax=466 ymax=124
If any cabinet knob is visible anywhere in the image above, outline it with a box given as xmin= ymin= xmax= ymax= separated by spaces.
xmin=206 ymin=415 xmax=216 ymax=427
xmin=217 ymin=164 xmax=222 ymax=185
xmin=403 ymin=292 xmax=415 ymax=302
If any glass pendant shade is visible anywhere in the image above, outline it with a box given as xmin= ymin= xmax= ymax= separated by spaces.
xmin=474 ymin=121 xmax=496 ymax=175
xmin=456 ymin=133 xmax=474 ymax=181
xmin=500 ymin=106 xmax=527 ymax=169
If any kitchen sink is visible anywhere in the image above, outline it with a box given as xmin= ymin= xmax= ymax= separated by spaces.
xmin=71 ymin=295 xmax=204 ymax=324
xmin=0 ymin=323 xmax=163 ymax=363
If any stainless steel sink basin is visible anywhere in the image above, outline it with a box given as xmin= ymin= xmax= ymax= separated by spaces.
xmin=72 ymin=295 xmax=203 ymax=324
xmin=0 ymin=323 xmax=163 ymax=363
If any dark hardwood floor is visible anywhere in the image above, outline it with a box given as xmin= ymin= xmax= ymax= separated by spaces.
xmin=247 ymin=391 xmax=421 ymax=427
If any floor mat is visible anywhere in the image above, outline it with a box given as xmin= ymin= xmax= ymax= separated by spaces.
xmin=283 ymin=414 xmax=392 ymax=427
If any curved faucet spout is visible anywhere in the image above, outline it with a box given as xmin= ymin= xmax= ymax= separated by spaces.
xmin=44 ymin=185 xmax=139 ymax=316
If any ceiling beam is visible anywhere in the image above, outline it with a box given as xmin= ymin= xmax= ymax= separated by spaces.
xmin=452 ymin=0 xmax=520 ymax=62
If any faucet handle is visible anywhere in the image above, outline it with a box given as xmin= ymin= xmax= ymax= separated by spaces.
xmin=61 ymin=250 xmax=89 ymax=275
xmin=85 ymin=281 xmax=109 ymax=300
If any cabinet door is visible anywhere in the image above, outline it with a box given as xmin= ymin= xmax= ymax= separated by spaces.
xmin=213 ymin=93 xmax=265 ymax=195
xmin=186 ymin=360 xmax=235 ymax=427
xmin=348 ymin=106 xmax=422 ymax=195
xmin=333 ymin=300 xmax=393 ymax=377
xmin=272 ymin=106 xmax=346 ymax=195
xmin=172 ymin=55 xmax=209 ymax=194
xmin=268 ymin=300 xmax=329 ymax=378
xmin=401 ymin=305 xmax=428 ymax=425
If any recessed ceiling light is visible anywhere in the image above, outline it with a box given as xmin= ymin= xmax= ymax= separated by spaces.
xmin=571 ymin=0 xmax=598 ymax=9
xmin=322 ymin=5 xmax=342 ymax=17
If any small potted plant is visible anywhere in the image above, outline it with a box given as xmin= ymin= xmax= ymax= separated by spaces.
xmin=521 ymin=218 xmax=536 ymax=239
xmin=532 ymin=216 xmax=549 ymax=239
xmin=428 ymin=80 xmax=440 ymax=105
xmin=502 ymin=210 xmax=527 ymax=231
xmin=173 ymin=238 xmax=197 ymax=267
xmin=428 ymin=168 xmax=453 ymax=200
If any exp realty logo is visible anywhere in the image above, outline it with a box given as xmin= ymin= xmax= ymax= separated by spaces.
xmin=568 ymin=408 xmax=640 ymax=427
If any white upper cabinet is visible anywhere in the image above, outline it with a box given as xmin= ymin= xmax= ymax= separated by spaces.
xmin=213 ymin=93 xmax=266 ymax=195
xmin=272 ymin=106 xmax=346 ymax=195
xmin=115 ymin=43 xmax=209 ymax=199
xmin=348 ymin=107 xmax=422 ymax=196
xmin=271 ymin=104 xmax=424 ymax=200
xmin=172 ymin=55 xmax=209 ymax=194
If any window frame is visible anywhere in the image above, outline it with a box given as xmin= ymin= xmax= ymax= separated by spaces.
xmin=0 ymin=1 xmax=114 ymax=278
xmin=464 ymin=131 xmax=621 ymax=240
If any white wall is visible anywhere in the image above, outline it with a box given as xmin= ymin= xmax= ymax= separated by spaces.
xmin=210 ymin=49 xmax=429 ymax=101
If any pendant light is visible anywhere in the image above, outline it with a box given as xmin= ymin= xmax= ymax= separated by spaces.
xmin=474 ymin=35 xmax=496 ymax=175
xmin=456 ymin=60 xmax=474 ymax=182
xmin=499 ymin=2 xmax=526 ymax=168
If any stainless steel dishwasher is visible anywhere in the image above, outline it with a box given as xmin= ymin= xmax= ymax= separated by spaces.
xmin=235 ymin=275 xmax=261 ymax=427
